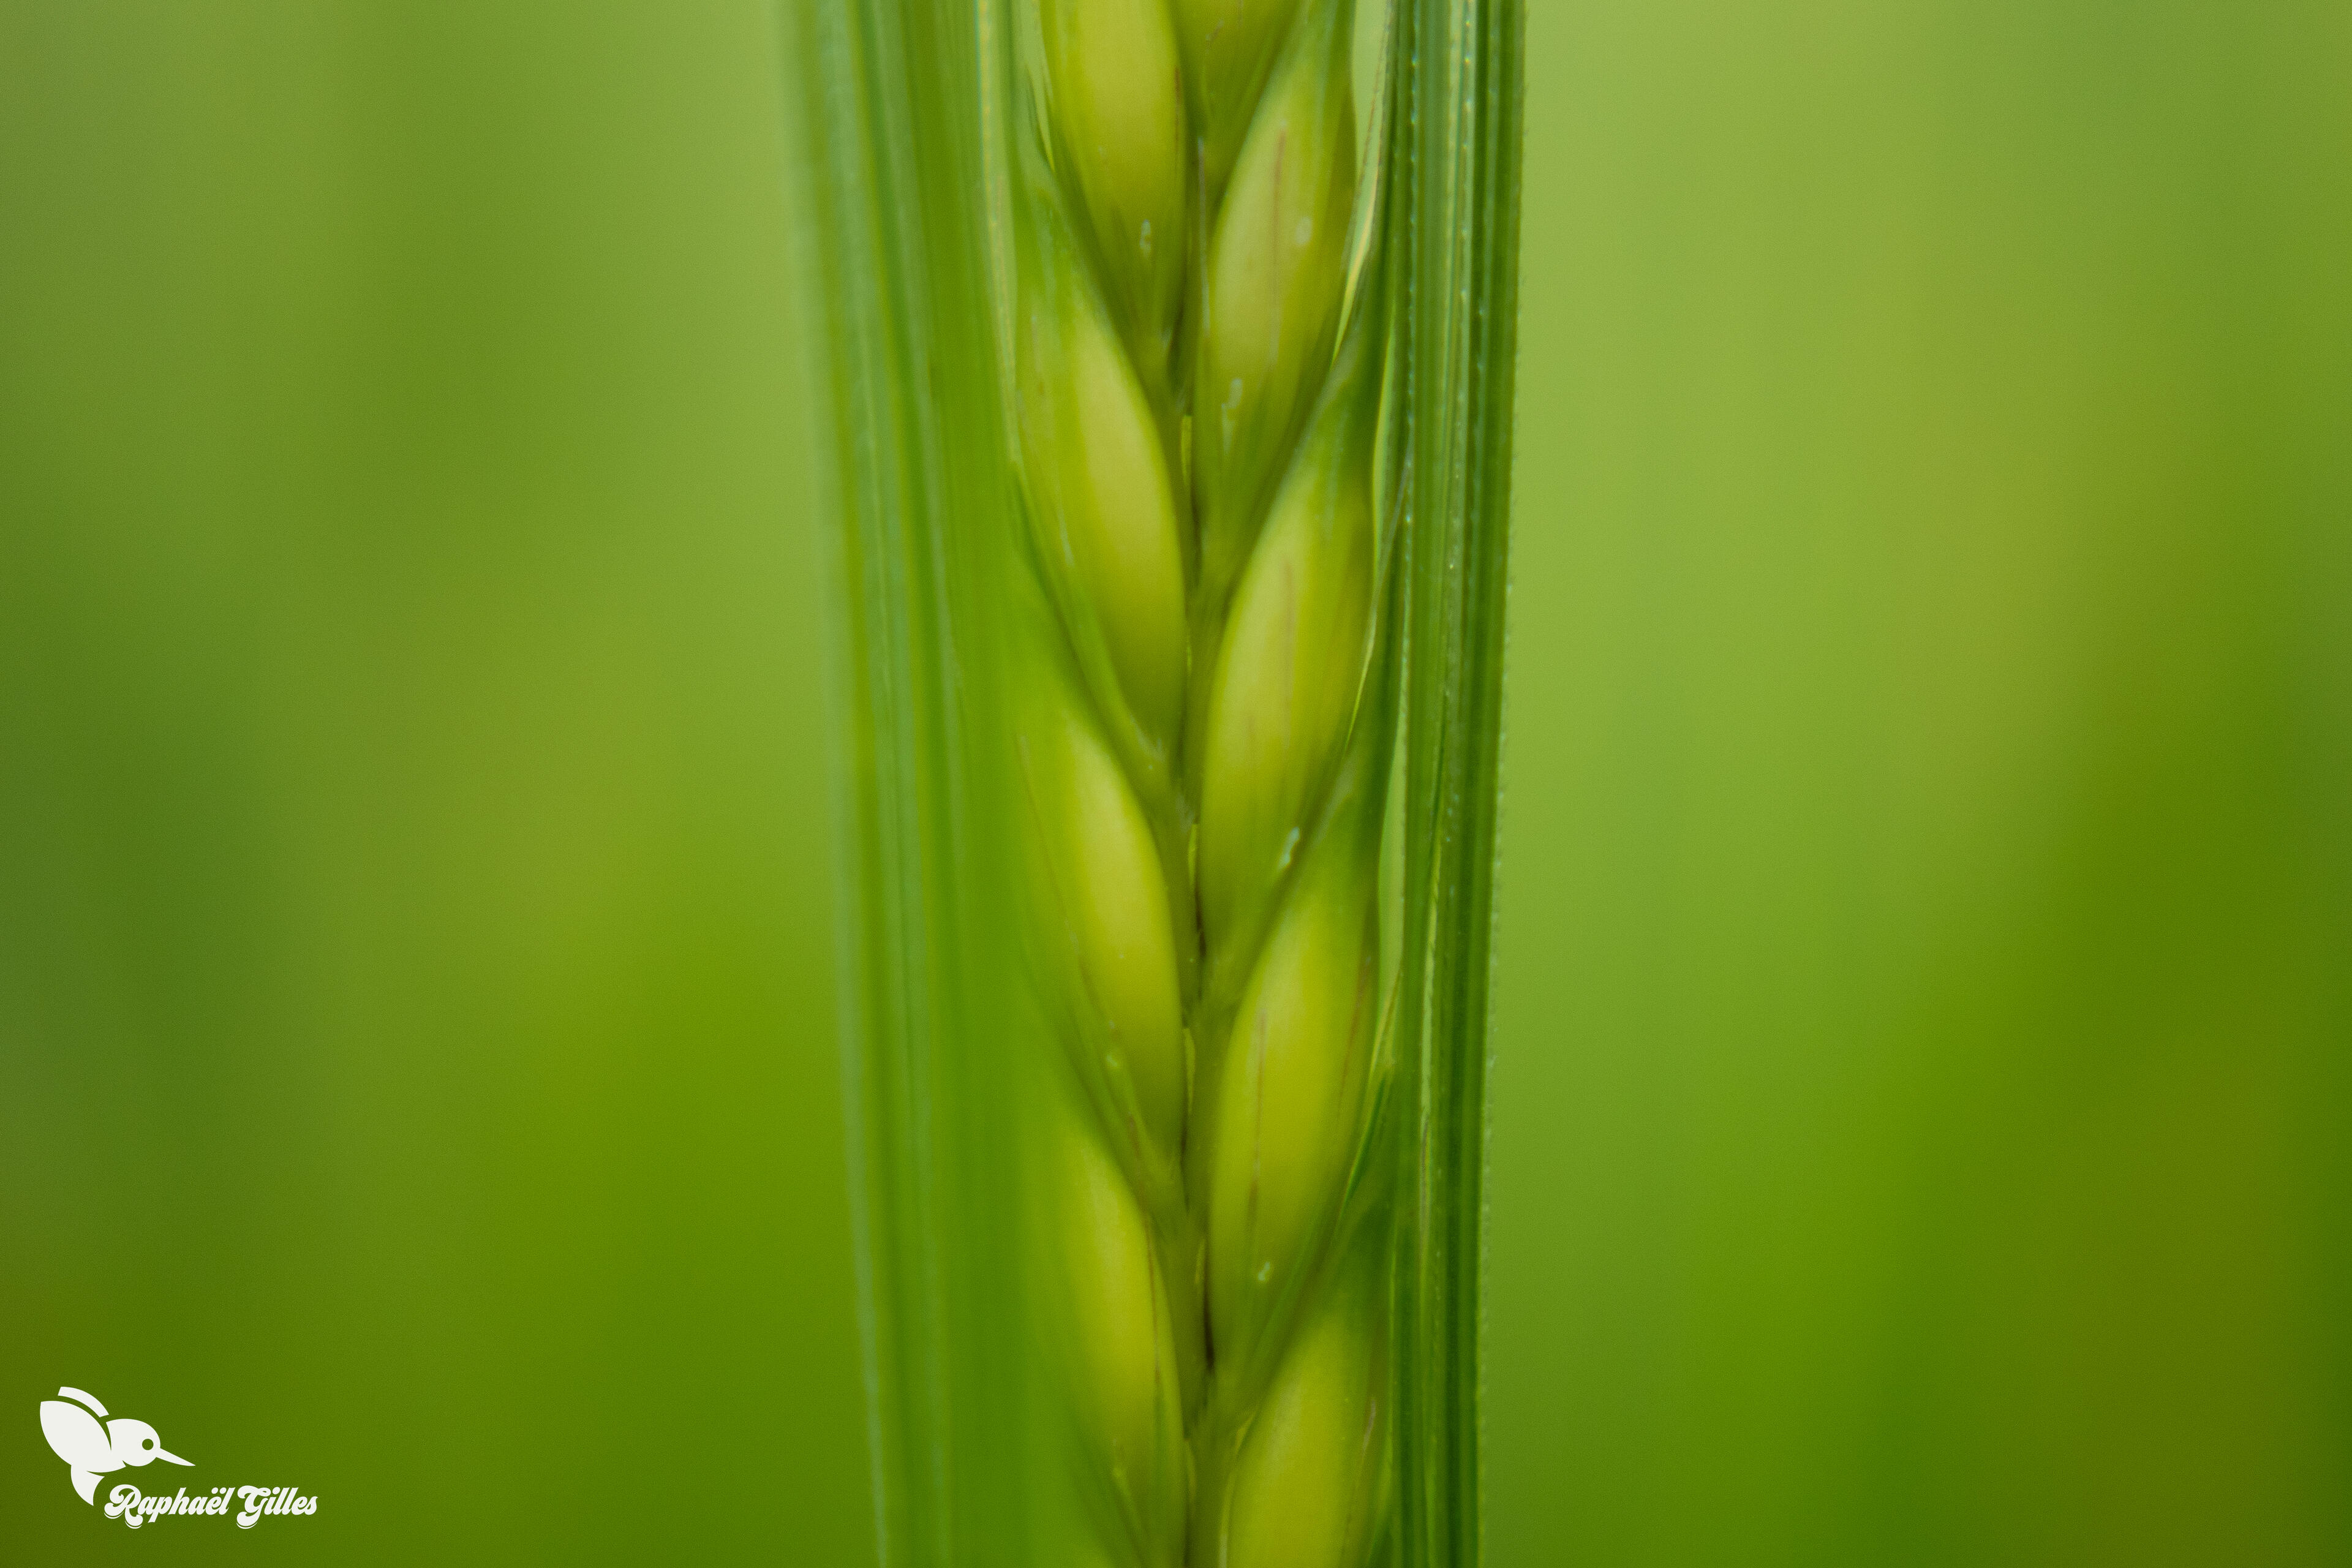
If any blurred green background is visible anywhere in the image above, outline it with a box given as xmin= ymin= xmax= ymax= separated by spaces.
xmin=0 ymin=5 xmax=866 ymax=1561
xmin=2 ymin=2 xmax=2345 ymax=1564
xmin=1490 ymin=2 xmax=2350 ymax=1564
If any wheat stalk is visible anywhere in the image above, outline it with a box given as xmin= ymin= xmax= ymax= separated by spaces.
xmin=790 ymin=0 xmax=1518 ymax=1555
xmin=1006 ymin=0 xmax=1395 ymax=1562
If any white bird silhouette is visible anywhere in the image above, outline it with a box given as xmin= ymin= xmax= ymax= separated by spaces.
xmin=38 ymin=1387 xmax=190 ymax=1504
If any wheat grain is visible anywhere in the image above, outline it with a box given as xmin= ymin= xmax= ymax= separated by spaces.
xmin=1009 ymin=0 xmax=1391 ymax=1562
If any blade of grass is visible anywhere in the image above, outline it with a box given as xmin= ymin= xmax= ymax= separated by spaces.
xmin=1388 ymin=0 xmax=1522 ymax=1563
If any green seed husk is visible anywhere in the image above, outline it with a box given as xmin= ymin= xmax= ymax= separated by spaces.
xmin=1218 ymin=1216 xmax=1391 ymax=1568
xmin=1052 ymin=1109 xmax=1193 ymax=1566
xmin=1189 ymin=0 xmax=1357 ymax=633
xmin=1038 ymin=0 xmax=1188 ymax=396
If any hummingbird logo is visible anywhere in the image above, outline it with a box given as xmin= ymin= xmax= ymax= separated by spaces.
xmin=38 ymin=1387 xmax=190 ymax=1504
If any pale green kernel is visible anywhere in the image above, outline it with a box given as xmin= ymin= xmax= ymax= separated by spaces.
xmin=1058 ymin=1121 xmax=1189 ymax=1566
xmin=1196 ymin=390 xmax=1374 ymax=967
xmin=1041 ymin=0 xmax=1188 ymax=365
xmin=1051 ymin=707 xmax=1186 ymax=1157
xmin=1205 ymin=841 xmax=1376 ymax=1378
xmin=1018 ymin=258 xmax=1191 ymax=758
xmin=1221 ymin=1287 xmax=1382 ymax=1568
xmin=1194 ymin=0 xmax=1355 ymax=609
